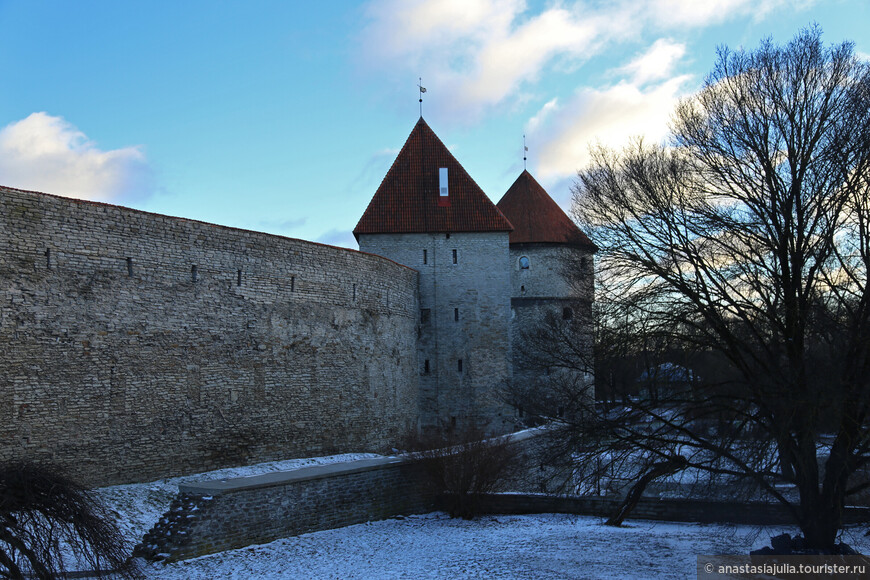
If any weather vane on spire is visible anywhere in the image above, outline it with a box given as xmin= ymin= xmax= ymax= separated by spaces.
xmin=418 ymin=78 xmax=427 ymax=117
xmin=523 ymin=135 xmax=528 ymax=170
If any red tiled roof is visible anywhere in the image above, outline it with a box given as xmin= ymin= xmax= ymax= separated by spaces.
xmin=354 ymin=118 xmax=513 ymax=238
xmin=496 ymin=170 xmax=596 ymax=250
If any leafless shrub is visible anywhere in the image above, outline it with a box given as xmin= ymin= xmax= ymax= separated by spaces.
xmin=403 ymin=426 xmax=521 ymax=519
xmin=0 ymin=462 xmax=141 ymax=579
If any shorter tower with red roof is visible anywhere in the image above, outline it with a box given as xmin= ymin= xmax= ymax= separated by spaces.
xmin=497 ymin=170 xmax=597 ymax=418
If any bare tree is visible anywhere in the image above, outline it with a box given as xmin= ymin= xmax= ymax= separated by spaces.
xmin=524 ymin=26 xmax=870 ymax=551
xmin=0 ymin=462 xmax=140 ymax=579
xmin=403 ymin=426 xmax=522 ymax=519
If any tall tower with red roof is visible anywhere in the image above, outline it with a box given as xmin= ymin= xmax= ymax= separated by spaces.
xmin=496 ymin=169 xmax=597 ymax=414
xmin=355 ymin=118 xmax=515 ymax=433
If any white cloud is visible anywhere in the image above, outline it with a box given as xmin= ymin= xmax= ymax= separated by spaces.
xmin=359 ymin=0 xmax=807 ymax=119
xmin=0 ymin=112 xmax=154 ymax=202
xmin=361 ymin=0 xmax=605 ymax=119
xmin=529 ymin=74 xmax=692 ymax=179
xmin=618 ymin=39 xmax=686 ymax=85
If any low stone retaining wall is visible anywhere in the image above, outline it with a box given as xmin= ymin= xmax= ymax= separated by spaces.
xmin=470 ymin=494 xmax=870 ymax=526
xmin=135 ymin=432 xmax=869 ymax=564
xmin=134 ymin=457 xmax=435 ymax=562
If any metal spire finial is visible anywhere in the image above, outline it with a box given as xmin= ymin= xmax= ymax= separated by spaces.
xmin=418 ymin=78 xmax=427 ymax=117
xmin=523 ymin=135 xmax=528 ymax=170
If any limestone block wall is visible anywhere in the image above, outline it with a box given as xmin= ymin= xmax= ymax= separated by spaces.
xmin=509 ymin=243 xmax=594 ymax=404
xmin=470 ymin=494 xmax=870 ymax=526
xmin=358 ymin=232 xmax=513 ymax=433
xmin=508 ymin=243 xmax=592 ymax=300
xmin=134 ymin=457 xmax=435 ymax=562
xmin=0 ymin=186 xmax=419 ymax=486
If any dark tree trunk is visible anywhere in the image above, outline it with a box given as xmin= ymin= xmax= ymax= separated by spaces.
xmin=606 ymin=457 xmax=686 ymax=527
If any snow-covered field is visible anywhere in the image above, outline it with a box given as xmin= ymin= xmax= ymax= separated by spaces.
xmin=140 ymin=514 xmax=870 ymax=579
xmin=93 ymin=456 xmax=870 ymax=579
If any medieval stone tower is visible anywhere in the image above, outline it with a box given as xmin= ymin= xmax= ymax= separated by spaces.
xmin=355 ymin=118 xmax=595 ymax=433
xmin=496 ymin=170 xmax=597 ymax=412
xmin=355 ymin=118 xmax=515 ymax=433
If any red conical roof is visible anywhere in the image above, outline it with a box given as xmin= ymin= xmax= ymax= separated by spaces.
xmin=354 ymin=118 xmax=513 ymax=238
xmin=496 ymin=170 xmax=596 ymax=250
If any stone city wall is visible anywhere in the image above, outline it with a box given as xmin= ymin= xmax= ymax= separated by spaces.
xmin=0 ymin=185 xmax=419 ymax=486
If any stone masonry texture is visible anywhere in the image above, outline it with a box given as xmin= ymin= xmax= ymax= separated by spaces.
xmin=358 ymin=232 xmax=514 ymax=433
xmin=134 ymin=457 xmax=435 ymax=562
xmin=0 ymin=186 xmax=420 ymax=486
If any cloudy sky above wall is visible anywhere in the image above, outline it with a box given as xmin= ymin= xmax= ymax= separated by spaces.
xmin=0 ymin=0 xmax=866 ymax=249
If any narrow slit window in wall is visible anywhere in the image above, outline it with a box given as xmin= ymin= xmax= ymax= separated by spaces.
xmin=291 ymin=276 xmax=295 ymax=292
xmin=237 ymin=270 xmax=242 ymax=286
xmin=423 ymin=249 xmax=427 ymax=264
xmin=458 ymin=359 xmax=463 ymax=372
xmin=353 ymin=283 xmax=356 ymax=300
xmin=454 ymin=308 xmax=459 ymax=322
xmin=127 ymin=257 xmax=133 ymax=277
xmin=45 ymin=248 xmax=51 ymax=269
xmin=452 ymin=249 xmax=457 ymax=264
xmin=421 ymin=309 xmax=431 ymax=324
xmin=563 ymin=307 xmax=573 ymax=320
xmin=424 ymin=359 xmax=430 ymax=374
xmin=191 ymin=265 xmax=198 ymax=282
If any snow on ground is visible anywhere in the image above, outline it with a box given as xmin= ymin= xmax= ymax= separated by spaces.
xmin=92 ymin=455 xmax=870 ymax=579
xmin=139 ymin=513 xmax=870 ymax=580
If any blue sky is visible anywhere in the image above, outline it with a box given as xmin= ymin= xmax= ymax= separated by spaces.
xmin=0 ymin=0 xmax=867 ymax=249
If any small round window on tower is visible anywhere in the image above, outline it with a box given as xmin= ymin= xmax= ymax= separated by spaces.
xmin=519 ymin=256 xmax=530 ymax=270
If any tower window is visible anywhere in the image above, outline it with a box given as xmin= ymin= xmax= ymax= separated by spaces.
xmin=424 ymin=359 xmax=430 ymax=374
xmin=127 ymin=257 xmax=134 ymax=277
xmin=563 ymin=307 xmax=573 ymax=320
xmin=421 ymin=308 xmax=431 ymax=324
xmin=237 ymin=269 xmax=242 ymax=286
xmin=423 ymin=249 xmax=427 ymax=264
xmin=191 ymin=265 xmax=198 ymax=282
xmin=454 ymin=308 xmax=459 ymax=322
xmin=519 ymin=256 xmax=530 ymax=269
xmin=439 ymin=168 xmax=450 ymax=207
xmin=452 ymin=249 xmax=457 ymax=264
xmin=458 ymin=359 xmax=463 ymax=372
